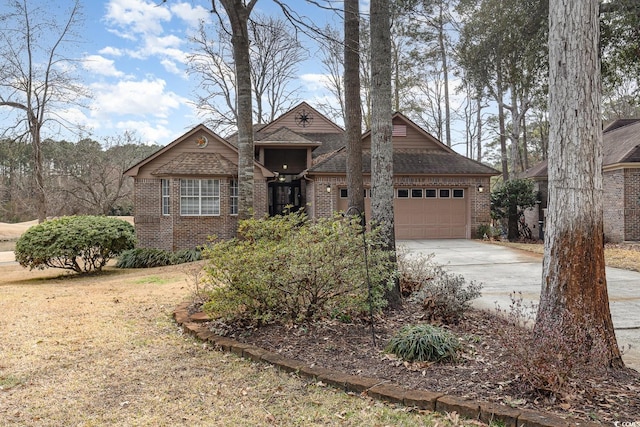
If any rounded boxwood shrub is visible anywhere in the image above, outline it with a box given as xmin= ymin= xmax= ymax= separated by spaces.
xmin=385 ymin=324 xmax=460 ymax=363
xmin=15 ymin=216 xmax=136 ymax=273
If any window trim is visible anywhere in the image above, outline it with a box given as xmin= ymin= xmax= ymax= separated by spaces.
xmin=161 ymin=179 xmax=170 ymax=216
xmin=439 ymin=189 xmax=451 ymax=198
xmin=397 ymin=188 xmax=409 ymax=198
xmin=180 ymin=179 xmax=220 ymax=216
xmin=230 ymin=179 xmax=239 ymax=215
xmin=453 ymin=188 xmax=465 ymax=198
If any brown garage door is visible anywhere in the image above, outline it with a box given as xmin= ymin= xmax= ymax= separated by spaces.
xmin=336 ymin=187 xmax=468 ymax=239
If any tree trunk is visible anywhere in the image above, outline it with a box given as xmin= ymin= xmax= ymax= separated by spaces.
xmin=219 ymin=0 xmax=257 ymax=221
xmin=345 ymin=0 xmax=364 ymax=216
xmin=370 ymin=0 xmax=400 ymax=306
xmin=537 ymin=0 xmax=623 ymax=368
xmin=475 ymin=88 xmax=482 ymax=162
xmin=438 ymin=1 xmax=451 ymax=147
xmin=496 ymin=68 xmax=509 ymax=181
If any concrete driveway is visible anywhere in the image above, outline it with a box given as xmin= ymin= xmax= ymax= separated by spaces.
xmin=398 ymin=239 xmax=640 ymax=371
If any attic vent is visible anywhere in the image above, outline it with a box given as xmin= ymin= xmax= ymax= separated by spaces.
xmin=392 ymin=125 xmax=407 ymax=137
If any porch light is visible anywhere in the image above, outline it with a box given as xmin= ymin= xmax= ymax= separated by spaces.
xmin=478 ymin=184 xmax=484 ymax=193
xmin=282 ymin=164 xmax=287 ymax=170
xmin=326 ymin=184 xmax=331 ymax=193
xmin=278 ymin=175 xmax=286 ymax=182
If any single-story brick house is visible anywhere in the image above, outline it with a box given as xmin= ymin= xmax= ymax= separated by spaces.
xmin=125 ymin=102 xmax=499 ymax=250
xmin=522 ymin=118 xmax=640 ymax=242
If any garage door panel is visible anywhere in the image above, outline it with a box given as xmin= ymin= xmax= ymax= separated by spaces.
xmin=336 ymin=187 xmax=468 ymax=239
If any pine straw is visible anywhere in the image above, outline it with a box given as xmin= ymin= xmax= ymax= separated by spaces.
xmin=0 ymin=262 xmax=485 ymax=427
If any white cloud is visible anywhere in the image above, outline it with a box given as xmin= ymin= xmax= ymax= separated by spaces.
xmin=170 ymin=2 xmax=210 ymax=28
xmin=160 ymin=58 xmax=184 ymax=77
xmin=299 ymin=73 xmax=333 ymax=92
xmin=90 ymin=78 xmax=187 ymax=119
xmin=83 ymin=55 xmax=125 ymax=78
xmin=114 ymin=119 xmax=174 ymax=145
xmin=105 ymin=0 xmax=171 ymax=37
xmin=98 ymin=46 xmax=124 ymax=57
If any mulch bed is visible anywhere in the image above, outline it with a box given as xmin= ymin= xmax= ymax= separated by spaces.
xmin=206 ymin=302 xmax=640 ymax=425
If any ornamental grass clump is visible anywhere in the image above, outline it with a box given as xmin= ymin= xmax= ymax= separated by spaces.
xmin=385 ymin=324 xmax=460 ymax=363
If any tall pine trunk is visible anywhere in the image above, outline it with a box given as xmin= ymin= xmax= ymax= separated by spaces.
xmin=370 ymin=0 xmax=400 ymax=305
xmin=219 ymin=0 xmax=257 ymax=221
xmin=345 ymin=0 xmax=364 ymax=215
xmin=537 ymin=0 xmax=622 ymax=368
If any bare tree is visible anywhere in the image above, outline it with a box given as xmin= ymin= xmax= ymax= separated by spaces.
xmin=249 ymin=14 xmax=307 ymax=123
xmin=370 ymin=0 xmax=400 ymax=305
xmin=537 ymin=0 xmax=623 ymax=368
xmin=188 ymin=12 xmax=305 ymax=134
xmin=0 ymin=0 xmax=85 ymax=222
xmin=48 ymin=133 xmax=158 ymax=216
xmin=187 ymin=22 xmax=238 ymax=135
xmin=344 ymin=0 xmax=364 ymax=215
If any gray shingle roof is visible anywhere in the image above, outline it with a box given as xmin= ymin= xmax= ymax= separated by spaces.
xmin=308 ymin=149 xmax=499 ymax=175
xmin=523 ymin=120 xmax=640 ymax=178
xmin=152 ymin=152 xmax=237 ymax=176
xmin=256 ymin=127 xmax=321 ymax=146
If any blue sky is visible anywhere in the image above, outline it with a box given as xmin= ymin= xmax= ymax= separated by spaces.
xmin=2 ymin=0 xmax=354 ymax=145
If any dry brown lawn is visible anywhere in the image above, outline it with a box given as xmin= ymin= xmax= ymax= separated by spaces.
xmin=0 ymin=261 xmax=485 ymax=426
xmin=492 ymin=240 xmax=640 ymax=271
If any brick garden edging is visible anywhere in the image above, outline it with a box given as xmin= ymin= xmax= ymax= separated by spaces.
xmin=173 ymin=302 xmax=600 ymax=427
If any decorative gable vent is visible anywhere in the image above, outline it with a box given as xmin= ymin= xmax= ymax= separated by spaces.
xmin=392 ymin=125 xmax=407 ymax=137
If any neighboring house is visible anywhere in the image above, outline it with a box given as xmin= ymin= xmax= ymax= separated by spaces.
xmin=125 ymin=102 xmax=499 ymax=250
xmin=522 ymin=119 xmax=640 ymax=242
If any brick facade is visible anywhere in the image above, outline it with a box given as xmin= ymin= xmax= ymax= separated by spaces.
xmin=134 ymin=177 xmax=267 ymax=251
xmin=310 ymin=175 xmax=492 ymax=239
xmin=525 ymin=170 xmax=640 ymax=243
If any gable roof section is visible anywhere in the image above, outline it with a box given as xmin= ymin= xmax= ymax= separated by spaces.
xmin=524 ymin=119 xmax=640 ymax=178
xmin=151 ymin=152 xmax=236 ymax=176
xmin=255 ymin=127 xmax=321 ymax=147
xmin=124 ymin=123 xmax=273 ymax=178
xmin=362 ymin=112 xmax=456 ymax=153
xmin=258 ymin=101 xmax=344 ymax=135
xmin=603 ymin=120 xmax=640 ymax=165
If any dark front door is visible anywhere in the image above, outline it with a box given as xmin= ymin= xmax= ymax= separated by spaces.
xmin=269 ymin=179 xmax=302 ymax=215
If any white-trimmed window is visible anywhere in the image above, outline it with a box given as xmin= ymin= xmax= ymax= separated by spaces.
xmin=453 ymin=189 xmax=465 ymax=198
xmin=411 ymin=188 xmax=423 ymax=198
xmin=439 ymin=189 xmax=450 ymax=198
xmin=425 ymin=189 xmax=437 ymax=198
xmin=340 ymin=188 xmax=348 ymax=198
xmin=230 ymin=179 xmax=238 ymax=215
xmin=161 ymin=179 xmax=170 ymax=215
xmin=397 ymin=188 xmax=409 ymax=198
xmin=180 ymin=179 xmax=220 ymax=216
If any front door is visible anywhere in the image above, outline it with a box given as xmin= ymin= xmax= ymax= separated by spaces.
xmin=269 ymin=179 xmax=302 ymax=215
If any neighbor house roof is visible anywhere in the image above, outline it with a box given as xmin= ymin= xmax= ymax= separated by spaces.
xmin=523 ymin=119 xmax=640 ymax=179
xmin=151 ymin=152 xmax=237 ymax=176
xmin=308 ymin=149 xmax=499 ymax=176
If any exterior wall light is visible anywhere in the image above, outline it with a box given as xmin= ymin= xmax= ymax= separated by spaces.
xmin=326 ymin=184 xmax=331 ymax=193
xmin=282 ymin=164 xmax=287 ymax=170
xmin=478 ymin=184 xmax=484 ymax=193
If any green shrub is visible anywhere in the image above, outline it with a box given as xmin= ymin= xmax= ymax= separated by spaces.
xmin=116 ymin=247 xmax=202 ymax=268
xmin=411 ymin=265 xmax=483 ymax=324
xmin=201 ymin=211 xmax=396 ymax=324
xmin=385 ymin=324 xmax=460 ymax=362
xmin=15 ymin=216 xmax=135 ymax=273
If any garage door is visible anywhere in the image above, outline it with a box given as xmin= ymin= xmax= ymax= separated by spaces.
xmin=336 ymin=187 xmax=468 ymax=239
